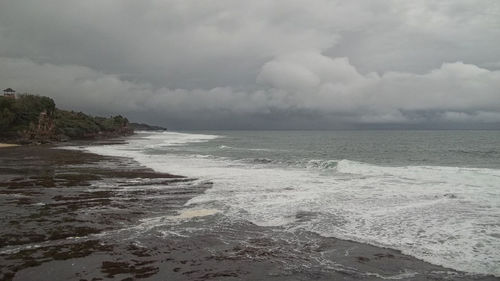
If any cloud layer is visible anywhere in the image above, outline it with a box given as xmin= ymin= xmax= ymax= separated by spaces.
xmin=1 ymin=0 xmax=499 ymax=128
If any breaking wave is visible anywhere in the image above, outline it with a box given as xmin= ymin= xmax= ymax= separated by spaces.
xmin=81 ymin=131 xmax=500 ymax=277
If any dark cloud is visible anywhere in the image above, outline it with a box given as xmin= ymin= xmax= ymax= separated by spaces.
xmin=1 ymin=0 xmax=499 ymax=129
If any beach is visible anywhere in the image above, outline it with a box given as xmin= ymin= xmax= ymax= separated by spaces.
xmin=2 ymin=1 xmax=499 ymax=279
xmin=0 ymin=139 xmax=498 ymax=280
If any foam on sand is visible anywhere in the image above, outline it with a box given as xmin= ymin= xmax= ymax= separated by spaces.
xmin=175 ymin=208 xmax=220 ymax=219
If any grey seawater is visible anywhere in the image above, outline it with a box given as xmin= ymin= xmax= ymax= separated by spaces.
xmin=176 ymin=130 xmax=500 ymax=169
xmin=86 ymin=130 xmax=500 ymax=279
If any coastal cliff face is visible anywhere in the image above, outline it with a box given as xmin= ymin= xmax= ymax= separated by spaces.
xmin=0 ymin=94 xmax=133 ymax=144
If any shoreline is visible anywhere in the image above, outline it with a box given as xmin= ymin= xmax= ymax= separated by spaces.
xmin=0 ymin=143 xmax=498 ymax=280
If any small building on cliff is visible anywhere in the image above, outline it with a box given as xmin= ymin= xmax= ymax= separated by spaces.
xmin=3 ymin=88 xmax=16 ymax=98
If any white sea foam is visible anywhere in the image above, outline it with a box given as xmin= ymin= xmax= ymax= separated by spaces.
xmin=82 ymin=131 xmax=500 ymax=276
xmin=219 ymin=144 xmax=275 ymax=152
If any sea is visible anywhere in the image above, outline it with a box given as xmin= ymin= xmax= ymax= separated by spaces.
xmin=84 ymin=130 xmax=500 ymax=277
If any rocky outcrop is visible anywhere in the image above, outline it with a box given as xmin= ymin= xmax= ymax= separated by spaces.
xmin=20 ymin=111 xmax=56 ymax=144
xmin=0 ymin=94 xmax=135 ymax=144
xmin=129 ymin=122 xmax=167 ymax=131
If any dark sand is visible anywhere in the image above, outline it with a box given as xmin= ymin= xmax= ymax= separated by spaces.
xmin=0 ymin=144 xmax=498 ymax=281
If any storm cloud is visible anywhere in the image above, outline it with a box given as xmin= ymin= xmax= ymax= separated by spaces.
xmin=1 ymin=0 xmax=499 ymax=129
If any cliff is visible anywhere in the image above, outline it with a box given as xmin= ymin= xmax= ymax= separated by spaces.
xmin=0 ymin=94 xmax=133 ymax=144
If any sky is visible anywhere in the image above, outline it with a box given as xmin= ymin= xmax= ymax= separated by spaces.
xmin=1 ymin=0 xmax=500 ymax=129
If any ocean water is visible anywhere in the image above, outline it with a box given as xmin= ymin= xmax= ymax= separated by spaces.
xmin=85 ymin=130 xmax=500 ymax=276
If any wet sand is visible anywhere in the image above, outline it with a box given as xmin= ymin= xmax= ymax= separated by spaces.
xmin=0 ymin=143 xmax=19 ymax=148
xmin=0 ymin=144 xmax=498 ymax=280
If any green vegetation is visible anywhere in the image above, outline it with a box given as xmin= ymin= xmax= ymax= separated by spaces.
xmin=55 ymin=110 xmax=130 ymax=139
xmin=0 ymin=94 xmax=55 ymax=136
xmin=0 ymin=94 xmax=132 ymax=143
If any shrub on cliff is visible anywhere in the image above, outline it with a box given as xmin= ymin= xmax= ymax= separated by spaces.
xmin=94 ymin=115 xmax=129 ymax=132
xmin=55 ymin=111 xmax=131 ymax=139
xmin=54 ymin=110 xmax=101 ymax=138
xmin=0 ymin=98 xmax=16 ymax=132
xmin=0 ymin=94 xmax=55 ymax=137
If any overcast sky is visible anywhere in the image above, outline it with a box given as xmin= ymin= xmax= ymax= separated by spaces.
xmin=1 ymin=0 xmax=500 ymax=129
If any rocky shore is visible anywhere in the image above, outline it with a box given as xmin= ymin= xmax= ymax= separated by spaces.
xmin=0 ymin=143 xmax=204 ymax=280
xmin=0 ymin=144 xmax=498 ymax=280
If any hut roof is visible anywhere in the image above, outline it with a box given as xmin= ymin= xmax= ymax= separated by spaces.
xmin=3 ymin=88 xmax=15 ymax=93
